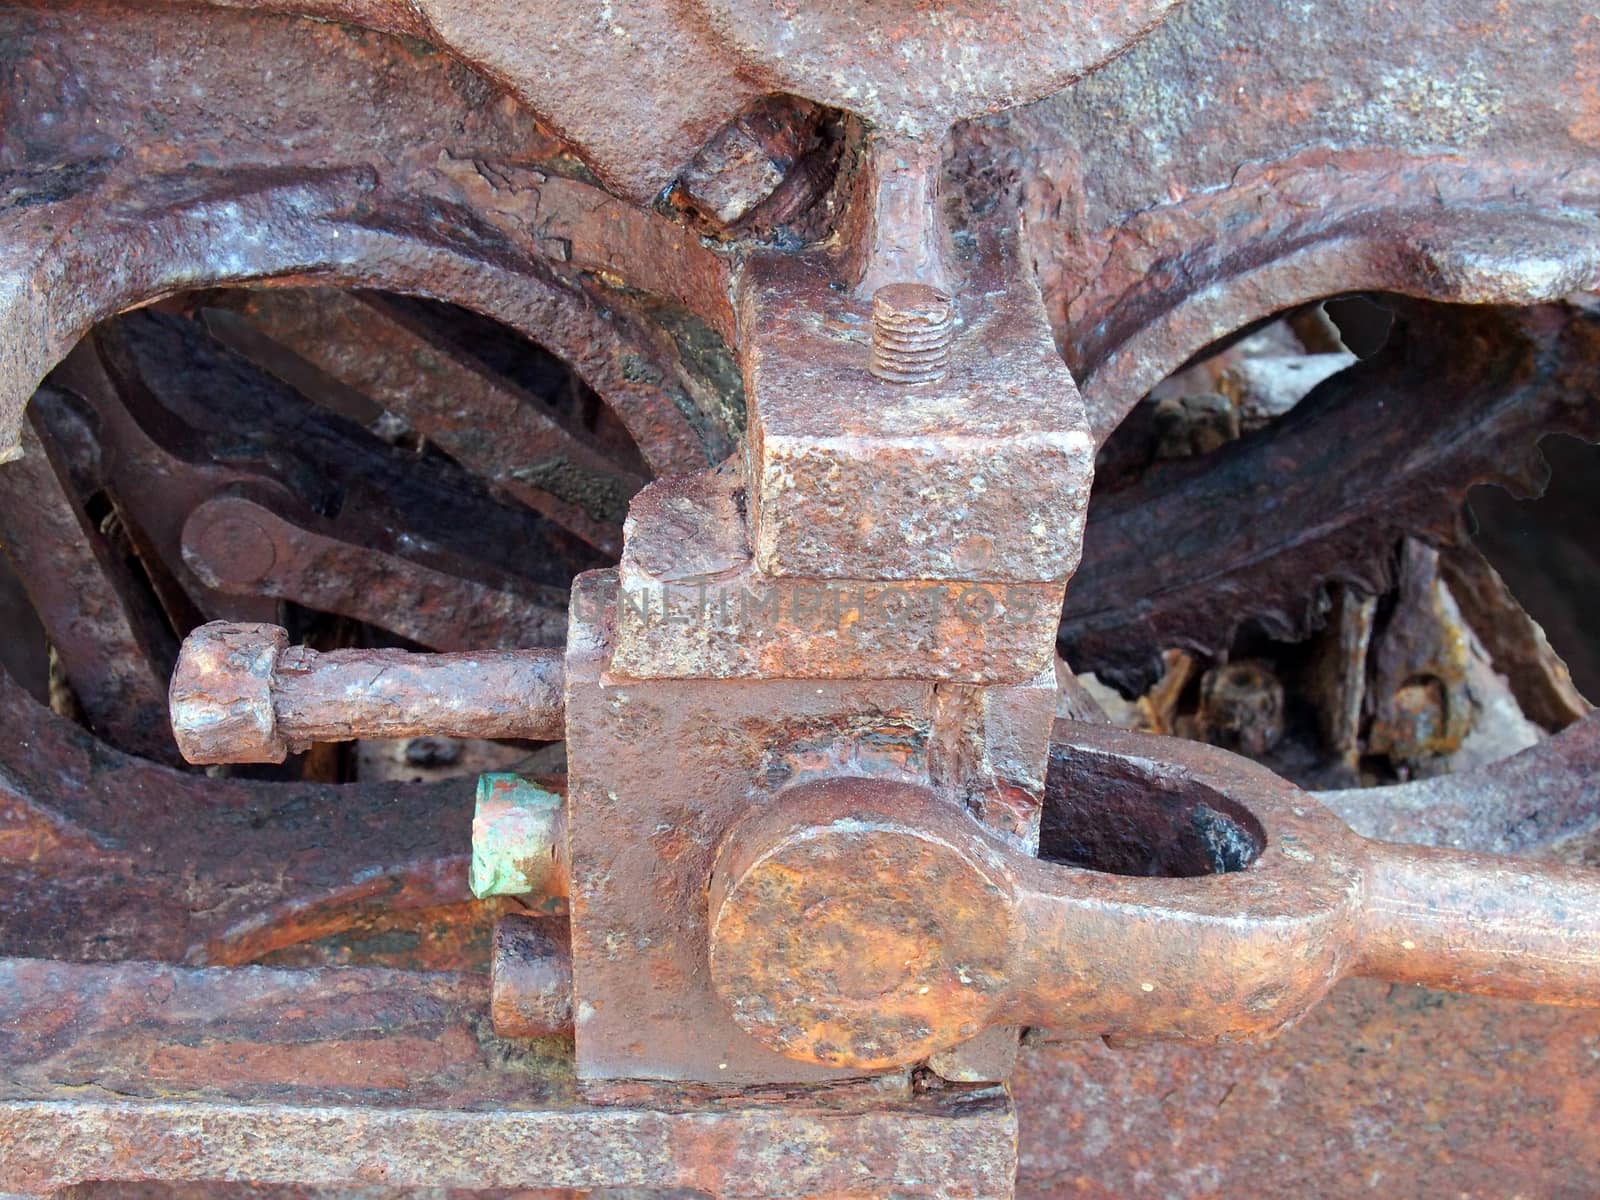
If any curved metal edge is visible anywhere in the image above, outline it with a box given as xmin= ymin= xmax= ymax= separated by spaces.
xmin=1054 ymin=155 xmax=1600 ymax=440
xmin=0 ymin=164 xmax=735 ymax=479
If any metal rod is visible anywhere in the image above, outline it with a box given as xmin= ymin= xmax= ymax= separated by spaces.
xmin=1357 ymin=842 xmax=1600 ymax=1005
xmin=170 ymin=621 xmax=565 ymax=764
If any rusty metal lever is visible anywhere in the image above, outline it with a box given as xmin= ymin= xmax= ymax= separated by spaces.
xmin=707 ymin=723 xmax=1600 ymax=1071
xmin=1356 ymin=844 xmax=1600 ymax=1003
xmin=169 ymin=621 xmax=564 ymax=764
xmin=181 ymin=493 xmax=569 ymax=652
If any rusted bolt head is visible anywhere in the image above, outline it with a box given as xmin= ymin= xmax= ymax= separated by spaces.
xmin=677 ymin=98 xmax=816 ymax=227
xmin=470 ymin=774 xmax=569 ymax=908
xmin=168 ymin=621 xmax=289 ymax=765
xmin=491 ymin=913 xmax=574 ymax=1039
xmin=708 ymin=777 xmax=1015 ymax=1070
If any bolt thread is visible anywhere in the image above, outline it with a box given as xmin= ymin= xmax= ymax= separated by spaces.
xmin=870 ymin=283 xmax=953 ymax=384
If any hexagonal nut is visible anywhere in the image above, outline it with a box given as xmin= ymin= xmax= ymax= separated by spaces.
xmin=470 ymin=773 xmax=568 ymax=905
xmin=169 ymin=621 xmax=289 ymax=765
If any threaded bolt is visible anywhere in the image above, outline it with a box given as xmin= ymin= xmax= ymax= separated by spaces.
xmin=870 ymin=283 xmax=954 ymax=384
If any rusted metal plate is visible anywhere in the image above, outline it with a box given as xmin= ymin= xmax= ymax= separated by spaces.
xmin=0 ymin=668 xmax=490 ymax=967
xmin=0 ymin=959 xmax=1015 ymax=1199
xmin=1014 ymin=980 xmax=1600 ymax=1200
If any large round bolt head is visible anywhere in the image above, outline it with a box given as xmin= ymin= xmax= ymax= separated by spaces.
xmin=708 ymin=778 xmax=1017 ymax=1071
xmin=168 ymin=621 xmax=289 ymax=765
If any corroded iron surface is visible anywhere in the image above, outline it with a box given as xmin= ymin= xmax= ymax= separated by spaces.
xmin=4 ymin=0 xmax=1600 ymax=1196
xmin=0 ymin=959 xmax=1015 ymax=1199
xmin=170 ymin=621 xmax=565 ymax=763
xmin=1014 ymin=978 xmax=1600 ymax=1200
xmin=0 ymin=670 xmax=488 ymax=967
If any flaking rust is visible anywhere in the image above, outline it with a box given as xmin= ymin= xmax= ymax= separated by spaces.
xmin=2 ymin=0 xmax=1600 ymax=1197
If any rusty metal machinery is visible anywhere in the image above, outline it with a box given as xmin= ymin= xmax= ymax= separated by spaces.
xmin=5 ymin=2 xmax=1600 ymax=1197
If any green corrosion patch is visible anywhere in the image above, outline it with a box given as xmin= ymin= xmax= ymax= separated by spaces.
xmin=470 ymin=773 xmax=565 ymax=901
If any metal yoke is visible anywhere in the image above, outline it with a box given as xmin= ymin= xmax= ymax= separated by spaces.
xmin=547 ymin=9 xmax=1106 ymax=1088
xmin=561 ymin=200 xmax=1094 ymax=1087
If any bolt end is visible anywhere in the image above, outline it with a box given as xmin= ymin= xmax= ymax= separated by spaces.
xmin=870 ymin=283 xmax=954 ymax=384
xmin=470 ymin=773 xmax=569 ymax=905
xmin=491 ymin=913 xmax=573 ymax=1039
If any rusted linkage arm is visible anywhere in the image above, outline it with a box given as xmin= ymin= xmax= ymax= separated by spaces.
xmin=708 ymin=725 xmax=1600 ymax=1071
xmin=1356 ymin=846 xmax=1600 ymax=1005
xmin=169 ymin=621 xmax=564 ymax=764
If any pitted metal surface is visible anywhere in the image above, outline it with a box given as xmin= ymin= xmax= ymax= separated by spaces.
xmin=3 ymin=2 xmax=1600 ymax=1197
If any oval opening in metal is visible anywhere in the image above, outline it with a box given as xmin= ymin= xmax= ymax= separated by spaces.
xmin=1040 ymin=743 xmax=1266 ymax=878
